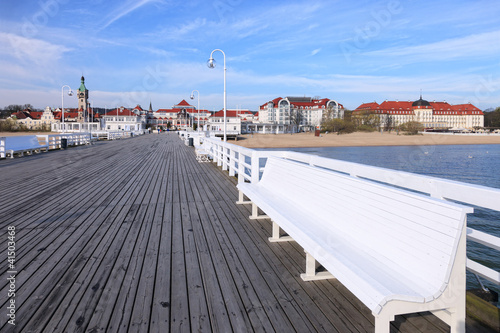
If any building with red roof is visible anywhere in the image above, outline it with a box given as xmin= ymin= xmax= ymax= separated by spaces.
xmin=207 ymin=109 xmax=256 ymax=133
xmin=101 ymin=107 xmax=145 ymax=131
xmin=10 ymin=107 xmax=58 ymax=130
xmin=152 ymin=100 xmax=211 ymax=130
xmin=353 ymin=96 xmax=484 ymax=130
xmin=259 ymin=96 xmax=344 ymax=132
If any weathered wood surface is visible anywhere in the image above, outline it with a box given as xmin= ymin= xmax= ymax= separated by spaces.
xmin=0 ymin=133 xmax=488 ymax=332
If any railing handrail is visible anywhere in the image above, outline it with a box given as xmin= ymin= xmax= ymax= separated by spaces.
xmin=200 ymin=136 xmax=500 ymax=288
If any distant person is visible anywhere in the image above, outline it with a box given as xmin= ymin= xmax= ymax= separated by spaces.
xmin=157 ymin=128 xmax=160 ymax=134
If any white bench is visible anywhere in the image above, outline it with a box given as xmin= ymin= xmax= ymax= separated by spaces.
xmin=5 ymin=136 xmax=49 ymax=158
xmin=237 ymin=156 xmax=473 ymax=333
xmin=194 ymin=143 xmax=210 ymax=163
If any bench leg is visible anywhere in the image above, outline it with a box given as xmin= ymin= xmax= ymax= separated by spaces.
xmin=300 ymin=251 xmax=335 ymax=281
xmin=236 ymin=190 xmax=252 ymax=205
xmin=268 ymin=221 xmax=293 ymax=242
xmin=249 ymin=203 xmax=269 ymax=220
xmin=374 ymin=314 xmax=393 ymax=333
xmin=432 ymin=305 xmax=465 ymax=333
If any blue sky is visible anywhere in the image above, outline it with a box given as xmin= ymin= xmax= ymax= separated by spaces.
xmin=0 ymin=0 xmax=499 ymax=111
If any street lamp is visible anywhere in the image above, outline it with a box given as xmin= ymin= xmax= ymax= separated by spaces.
xmin=61 ymin=85 xmax=73 ymax=133
xmin=207 ymin=49 xmax=226 ymax=141
xmin=190 ymin=90 xmax=200 ymax=132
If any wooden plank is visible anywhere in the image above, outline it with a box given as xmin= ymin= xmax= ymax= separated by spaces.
xmin=14 ymin=141 xmax=164 ymax=325
xmin=129 ymin=144 xmax=170 ymax=331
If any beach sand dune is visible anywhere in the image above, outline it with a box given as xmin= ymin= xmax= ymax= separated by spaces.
xmin=231 ymin=132 xmax=500 ymax=148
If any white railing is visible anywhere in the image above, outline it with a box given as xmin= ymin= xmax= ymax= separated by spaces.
xmin=0 ymin=137 xmax=5 ymax=158
xmin=37 ymin=133 xmax=91 ymax=150
xmin=201 ymin=137 xmax=500 ymax=289
xmin=1 ymin=130 xmax=145 ymax=159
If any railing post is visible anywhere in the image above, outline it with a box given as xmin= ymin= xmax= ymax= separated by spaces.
xmin=215 ymin=143 xmax=221 ymax=166
xmin=229 ymin=147 xmax=236 ymax=177
xmin=251 ymin=151 xmax=260 ymax=184
xmin=0 ymin=137 xmax=5 ymax=158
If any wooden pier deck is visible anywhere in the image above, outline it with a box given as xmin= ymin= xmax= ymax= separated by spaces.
xmin=0 ymin=134 xmax=488 ymax=332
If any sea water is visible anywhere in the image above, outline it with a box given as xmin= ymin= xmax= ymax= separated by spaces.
xmin=264 ymin=144 xmax=500 ymax=293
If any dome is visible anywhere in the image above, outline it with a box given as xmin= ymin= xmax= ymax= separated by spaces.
xmin=412 ymin=95 xmax=431 ymax=107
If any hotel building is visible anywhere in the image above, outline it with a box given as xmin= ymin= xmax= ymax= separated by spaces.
xmin=259 ymin=96 xmax=344 ymax=132
xmin=353 ymin=97 xmax=484 ymax=130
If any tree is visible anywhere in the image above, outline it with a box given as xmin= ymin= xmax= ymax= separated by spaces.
xmin=399 ymin=121 xmax=424 ymax=135
xmin=352 ymin=111 xmax=379 ymax=131
xmin=484 ymin=107 xmax=500 ymax=127
xmin=343 ymin=109 xmax=352 ymax=122
xmin=290 ymin=109 xmax=304 ymax=131
xmin=383 ymin=115 xmax=393 ymax=132
xmin=321 ymin=118 xmax=355 ymax=134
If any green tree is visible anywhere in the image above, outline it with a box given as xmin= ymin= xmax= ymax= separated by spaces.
xmin=343 ymin=109 xmax=352 ymax=122
xmin=321 ymin=118 xmax=355 ymax=134
xmin=399 ymin=121 xmax=424 ymax=135
xmin=352 ymin=111 xmax=379 ymax=131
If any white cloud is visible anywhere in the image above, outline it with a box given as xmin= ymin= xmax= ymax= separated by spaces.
xmin=0 ymin=32 xmax=72 ymax=65
xmin=366 ymin=30 xmax=500 ymax=62
xmin=100 ymin=0 xmax=164 ymax=30
xmin=311 ymin=48 xmax=321 ymax=56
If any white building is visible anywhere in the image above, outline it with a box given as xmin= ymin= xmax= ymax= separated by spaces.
xmin=208 ymin=109 xmax=242 ymax=134
xmin=259 ymin=96 xmax=344 ymax=132
xmin=101 ymin=107 xmax=145 ymax=131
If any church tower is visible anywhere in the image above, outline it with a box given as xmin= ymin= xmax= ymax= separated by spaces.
xmin=77 ymin=76 xmax=89 ymax=122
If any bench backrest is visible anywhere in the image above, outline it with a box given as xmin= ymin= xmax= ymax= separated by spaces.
xmin=259 ymin=157 xmax=472 ymax=289
xmin=6 ymin=135 xmax=47 ymax=150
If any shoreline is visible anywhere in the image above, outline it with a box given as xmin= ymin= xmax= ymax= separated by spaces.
xmin=0 ymin=132 xmax=50 ymax=137
xmin=2 ymin=131 xmax=500 ymax=148
xmin=231 ymin=132 xmax=500 ymax=149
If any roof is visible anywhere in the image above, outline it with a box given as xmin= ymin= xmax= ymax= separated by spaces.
xmin=53 ymin=111 xmax=80 ymax=120
xmin=30 ymin=111 xmax=43 ymax=119
xmin=11 ymin=110 xmax=30 ymax=119
xmin=211 ymin=110 xmax=243 ymax=118
xmin=105 ymin=108 xmax=137 ymax=116
xmin=354 ymin=100 xmax=483 ymax=115
xmin=261 ymin=97 xmax=342 ymax=110
xmin=173 ymin=100 xmax=195 ymax=109
xmin=412 ymin=96 xmax=431 ymax=108
xmin=78 ymin=76 xmax=87 ymax=92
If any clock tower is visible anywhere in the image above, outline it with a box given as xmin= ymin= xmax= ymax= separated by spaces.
xmin=77 ymin=76 xmax=89 ymax=122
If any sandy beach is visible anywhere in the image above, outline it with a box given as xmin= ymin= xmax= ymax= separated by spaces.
xmin=0 ymin=132 xmax=49 ymax=137
xmin=232 ymin=132 xmax=500 ymax=148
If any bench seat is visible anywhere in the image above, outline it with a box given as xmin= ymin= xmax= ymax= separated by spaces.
xmin=238 ymin=156 xmax=473 ymax=332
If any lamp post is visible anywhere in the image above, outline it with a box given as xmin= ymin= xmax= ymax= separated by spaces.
xmin=61 ymin=85 xmax=73 ymax=133
xmin=88 ymin=100 xmax=93 ymax=143
xmin=207 ymin=49 xmax=226 ymax=141
xmin=190 ymin=90 xmax=200 ymax=132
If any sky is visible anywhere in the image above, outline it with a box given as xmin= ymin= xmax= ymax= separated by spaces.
xmin=0 ymin=0 xmax=499 ymax=112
